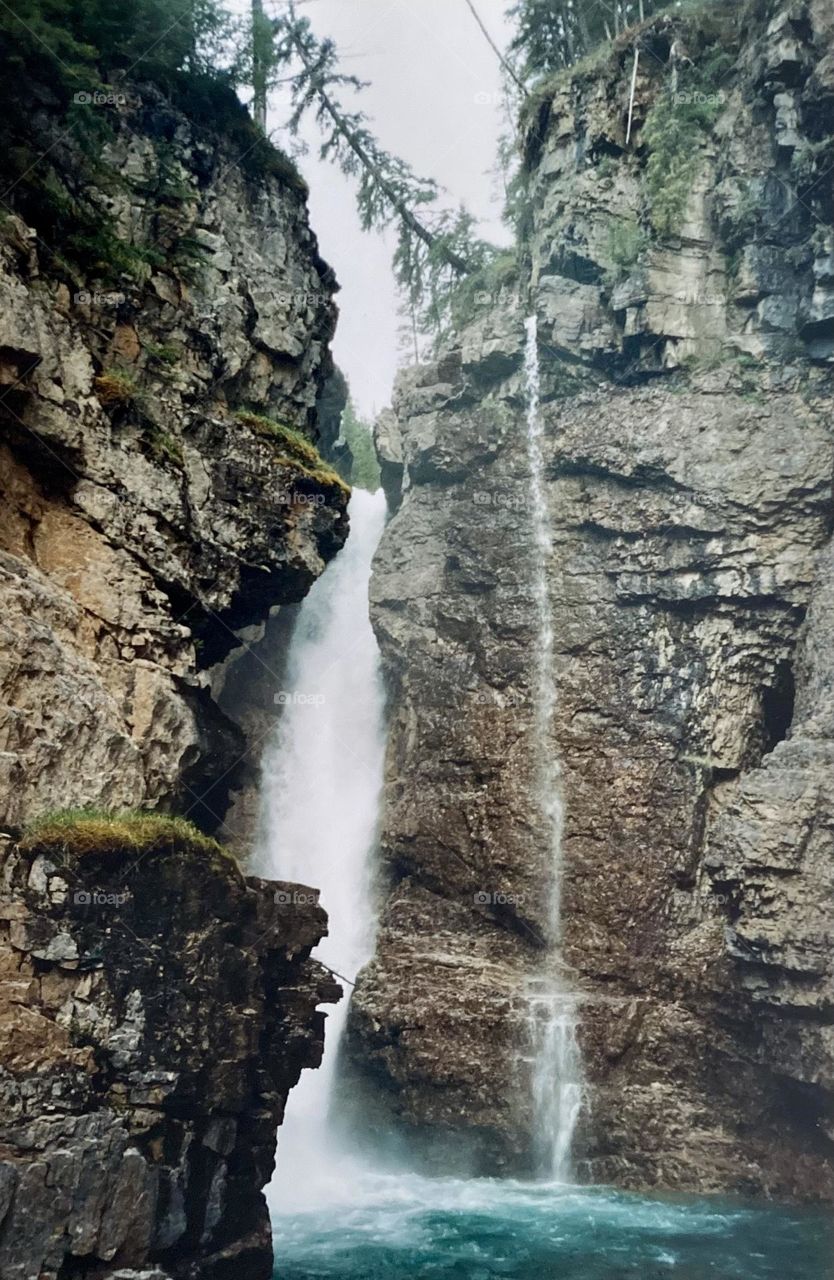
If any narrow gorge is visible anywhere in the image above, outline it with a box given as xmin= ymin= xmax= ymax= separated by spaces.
xmin=0 ymin=0 xmax=832 ymax=1277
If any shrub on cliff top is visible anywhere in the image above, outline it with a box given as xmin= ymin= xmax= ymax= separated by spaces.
xmin=20 ymin=808 xmax=228 ymax=860
xmin=642 ymin=51 xmax=733 ymax=238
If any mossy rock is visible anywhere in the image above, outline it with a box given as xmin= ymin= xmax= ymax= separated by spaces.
xmin=94 ymin=371 xmax=139 ymax=407
xmin=234 ymin=411 xmax=351 ymax=496
xmin=20 ymin=808 xmax=231 ymax=864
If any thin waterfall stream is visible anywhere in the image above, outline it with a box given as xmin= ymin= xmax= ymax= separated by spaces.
xmin=522 ymin=313 xmax=584 ymax=1181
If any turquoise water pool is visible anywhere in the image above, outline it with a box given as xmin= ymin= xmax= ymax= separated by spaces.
xmin=272 ymin=1176 xmax=832 ymax=1279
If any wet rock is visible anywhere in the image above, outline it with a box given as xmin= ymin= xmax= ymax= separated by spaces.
xmin=0 ymin=834 xmax=339 ymax=1279
xmin=350 ymin=1 xmax=834 ymax=1199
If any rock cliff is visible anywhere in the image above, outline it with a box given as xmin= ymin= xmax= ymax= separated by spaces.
xmin=0 ymin=820 xmax=339 ymax=1280
xmin=351 ymin=0 xmax=834 ymax=1197
xmin=0 ymin=81 xmax=349 ymax=832
xmin=0 ymin=78 xmax=346 ymax=1276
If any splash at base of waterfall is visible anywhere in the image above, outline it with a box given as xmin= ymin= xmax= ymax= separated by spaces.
xmin=272 ymin=1176 xmax=830 ymax=1280
xmin=525 ymin=979 xmax=583 ymax=1182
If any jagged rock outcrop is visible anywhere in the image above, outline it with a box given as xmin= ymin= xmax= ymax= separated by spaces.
xmin=0 ymin=82 xmax=349 ymax=831
xmin=348 ymin=0 xmax=834 ymax=1196
xmin=0 ymin=826 xmax=338 ymax=1280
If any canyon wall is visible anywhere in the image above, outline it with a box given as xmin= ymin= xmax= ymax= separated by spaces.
xmin=0 ymin=83 xmax=346 ymax=1275
xmin=0 ymin=81 xmax=348 ymax=833
xmin=350 ymin=0 xmax=834 ymax=1196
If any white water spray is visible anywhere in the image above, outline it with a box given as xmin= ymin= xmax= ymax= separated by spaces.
xmin=523 ymin=314 xmax=584 ymax=1181
xmin=253 ymin=487 xmax=388 ymax=1209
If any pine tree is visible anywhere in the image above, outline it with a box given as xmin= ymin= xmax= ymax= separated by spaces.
xmin=339 ymin=399 xmax=381 ymax=492
xmin=0 ymin=0 xmax=235 ymax=97
xmin=249 ymin=1 xmax=499 ymax=337
xmin=508 ymin=0 xmax=664 ymax=77
xmin=251 ymin=0 xmax=272 ymax=131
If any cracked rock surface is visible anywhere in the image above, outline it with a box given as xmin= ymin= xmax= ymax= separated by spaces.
xmin=0 ymin=84 xmax=348 ymax=831
xmin=348 ymin=0 xmax=834 ymax=1197
xmin=0 ymin=831 xmax=338 ymax=1280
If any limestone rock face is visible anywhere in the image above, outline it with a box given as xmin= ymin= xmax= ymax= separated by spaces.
xmin=349 ymin=1 xmax=834 ymax=1196
xmin=0 ymin=79 xmax=348 ymax=1278
xmin=0 ymin=831 xmax=339 ymax=1280
xmin=0 ymin=85 xmax=348 ymax=830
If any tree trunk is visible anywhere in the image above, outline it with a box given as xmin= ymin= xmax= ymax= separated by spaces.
xmin=252 ymin=0 xmax=268 ymax=133
xmin=576 ymin=1 xmax=593 ymax=56
xmin=626 ymin=47 xmax=640 ymax=145
xmin=463 ymin=0 xmax=526 ymax=94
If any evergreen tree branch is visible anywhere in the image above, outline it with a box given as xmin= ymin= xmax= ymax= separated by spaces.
xmin=277 ymin=2 xmax=472 ymax=276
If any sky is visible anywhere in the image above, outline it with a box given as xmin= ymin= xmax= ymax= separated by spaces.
xmin=233 ymin=0 xmax=516 ymax=418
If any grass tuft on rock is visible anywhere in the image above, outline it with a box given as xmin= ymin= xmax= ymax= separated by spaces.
xmin=94 ymin=370 xmax=140 ymax=408
xmin=234 ymin=411 xmax=350 ymax=495
xmin=20 ymin=808 xmax=228 ymax=860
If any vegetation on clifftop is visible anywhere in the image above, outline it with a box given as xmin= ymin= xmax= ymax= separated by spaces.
xmin=20 ymin=808 xmax=228 ymax=860
xmin=234 ymin=411 xmax=351 ymax=496
xmin=642 ymin=52 xmax=734 ymax=236
xmin=0 ymin=0 xmax=304 ymax=287
xmin=339 ymin=399 xmax=381 ymax=492
xmin=509 ymin=0 xmax=666 ymax=77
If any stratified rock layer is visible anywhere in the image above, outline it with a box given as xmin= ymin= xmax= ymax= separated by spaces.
xmin=0 ymin=830 xmax=338 ymax=1280
xmin=349 ymin=0 xmax=834 ymax=1196
xmin=0 ymin=83 xmax=348 ymax=831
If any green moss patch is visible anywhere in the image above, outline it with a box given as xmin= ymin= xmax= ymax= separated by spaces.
xmin=604 ymin=219 xmax=650 ymax=286
xmin=234 ymin=411 xmax=350 ymax=496
xmin=20 ymin=808 xmax=228 ymax=861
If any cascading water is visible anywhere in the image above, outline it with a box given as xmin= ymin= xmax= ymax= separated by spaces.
xmin=522 ymin=313 xmax=584 ymax=1182
xmin=252 ymin=486 xmax=388 ymax=1208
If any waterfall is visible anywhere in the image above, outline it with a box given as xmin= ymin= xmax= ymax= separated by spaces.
xmin=252 ymin=486 xmax=388 ymax=1208
xmin=522 ymin=314 xmax=584 ymax=1181
xmin=523 ymin=314 xmax=562 ymax=942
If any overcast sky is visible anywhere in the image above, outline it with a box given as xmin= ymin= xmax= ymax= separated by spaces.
xmin=235 ymin=0 xmax=516 ymax=418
